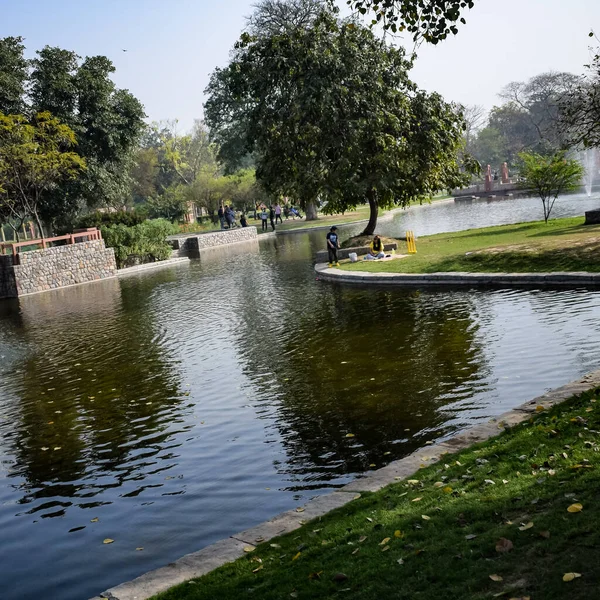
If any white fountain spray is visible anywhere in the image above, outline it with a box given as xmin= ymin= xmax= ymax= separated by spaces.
xmin=585 ymin=147 xmax=596 ymax=197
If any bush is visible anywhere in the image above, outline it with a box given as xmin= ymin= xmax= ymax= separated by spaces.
xmin=101 ymin=219 xmax=178 ymax=268
xmin=77 ymin=210 xmax=146 ymax=229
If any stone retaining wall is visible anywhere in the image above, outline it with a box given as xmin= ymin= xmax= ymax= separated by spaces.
xmin=169 ymin=227 xmax=258 ymax=255
xmin=0 ymin=255 xmax=17 ymax=298
xmin=0 ymin=240 xmax=117 ymax=298
xmin=315 ymin=263 xmax=600 ymax=287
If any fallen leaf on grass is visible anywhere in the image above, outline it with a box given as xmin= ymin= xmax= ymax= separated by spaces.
xmin=489 ymin=574 xmax=503 ymax=582
xmin=296 ymin=507 xmax=305 ymax=513
xmin=90 ymin=518 xmax=99 ymax=523
xmin=379 ymin=537 xmax=391 ymax=545
xmin=422 ymin=515 xmax=431 ymax=521
xmin=252 ymin=565 xmax=264 ymax=573
xmin=519 ymin=522 xmax=534 ymax=531
xmin=397 ymin=558 xmax=404 ymax=565
xmin=332 ymin=573 xmax=348 ymax=582
xmin=359 ymin=536 xmax=367 ymax=543
xmin=103 ymin=539 xmax=114 ymax=544
xmin=536 ymin=405 xmax=545 ymax=412
xmin=394 ymin=530 xmax=403 ymax=538
xmin=567 ymin=503 xmax=583 ymax=513
xmin=407 ymin=480 xmax=419 ymax=485
xmin=465 ymin=534 xmax=477 ymax=540
xmin=443 ymin=486 xmax=453 ymax=493
xmin=412 ymin=497 xmax=422 ymax=502
xmin=352 ymin=548 xmax=360 ymax=555
xmin=495 ymin=538 xmax=514 ymax=553
xmin=270 ymin=543 xmax=281 ymax=548
xmin=381 ymin=545 xmax=390 ymax=552
xmin=292 ymin=552 xmax=301 ymax=561
xmin=433 ymin=482 xmax=444 ymax=488
xmin=345 ymin=433 xmax=355 ymax=438
xmin=308 ymin=571 xmax=323 ymax=580
xmin=563 ymin=572 xmax=582 ymax=582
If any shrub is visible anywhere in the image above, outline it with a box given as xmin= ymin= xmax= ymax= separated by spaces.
xmin=101 ymin=219 xmax=178 ymax=268
xmin=77 ymin=210 xmax=146 ymax=229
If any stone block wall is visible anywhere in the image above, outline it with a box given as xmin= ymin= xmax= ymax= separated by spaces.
xmin=170 ymin=227 xmax=258 ymax=255
xmin=0 ymin=256 xmax=17 ymax=299
xmin=6 ymin=240 xmax=117 ymax=297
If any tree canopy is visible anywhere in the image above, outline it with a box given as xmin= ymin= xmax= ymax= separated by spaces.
xmin=0 ymin=111 xmax=86 ymax=239
xmin=0 ymin=37 xmax=146 ymax=230
xmin=519 ymin=151 xmax=584 ymax=223
xmin=347 ymin=0 xmax=475 ymax=42
xmin=560 ymin=42 xmax=600 ymax=148
xmin=205 ymin=10 xmax=472 ymax=231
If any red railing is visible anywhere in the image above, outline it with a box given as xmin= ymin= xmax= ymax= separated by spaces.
xmin=0 ymin=228 xmax=102 ymax=264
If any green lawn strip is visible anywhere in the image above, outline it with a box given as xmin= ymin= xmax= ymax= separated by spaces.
xmin=154 ymin=387 xmax=600 ymax=600
xmin=341 ymin=217 xmax=600 ymax=273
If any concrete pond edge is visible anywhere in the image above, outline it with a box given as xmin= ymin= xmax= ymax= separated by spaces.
xmin=314 ymin=263 xmax=600 ymax=287
xmin=92 ymin=369 xmax=600 ymax=600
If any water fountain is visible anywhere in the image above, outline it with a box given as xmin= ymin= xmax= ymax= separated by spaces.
xmin=584 ymin=147 xmax=596 ymax=197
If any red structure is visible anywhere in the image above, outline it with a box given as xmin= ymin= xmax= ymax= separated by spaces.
xmin=484 ymin=164 xmax=492 ymax=192
xmin=0 ymin=228 xmax=102 ymax=264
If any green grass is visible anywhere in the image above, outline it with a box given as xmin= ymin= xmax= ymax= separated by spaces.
xmin=342 ymin=217 xmax=600 ymax=273
xmin=153 ymin=386 xmax=600 ymax=600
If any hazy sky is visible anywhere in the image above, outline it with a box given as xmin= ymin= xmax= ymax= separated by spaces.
xmin=1 ymin=0 xmax=599 ymax=131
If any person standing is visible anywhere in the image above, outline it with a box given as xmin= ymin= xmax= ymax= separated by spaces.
xmin=260 ymin=207 xmax=269 ymax=231
xmin=326 ymin=226 xmax=340 ymax=267
xmin=218 ymin=204 xmax=225 ymax=230
xmin=269 ymin=205 xmax=276 ymax=231
xmin=275 ymin=203 xmax=283 ymax=224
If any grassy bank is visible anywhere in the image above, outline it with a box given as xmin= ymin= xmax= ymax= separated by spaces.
xmin=154 ymin=386 xmax=600 ymax=600
xmin=341 ymin=217 xmax=600 ymax=273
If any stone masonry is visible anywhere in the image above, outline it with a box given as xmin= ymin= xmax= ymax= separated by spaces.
xmin=0 ymin=240 xmax=117 ymax=299
xmin=169 ymin=227 xmax=258 ymax=255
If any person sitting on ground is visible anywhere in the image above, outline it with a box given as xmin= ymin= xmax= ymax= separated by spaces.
xmin=240 ymin=213 xmax=248 ymax=227
xmin=290 ymin=206 xmax=303 ymax=219
xmin=364 ymin=235 xmax=385 ymax=260
xmin=326 ymin=226 xmax=340 ymax=267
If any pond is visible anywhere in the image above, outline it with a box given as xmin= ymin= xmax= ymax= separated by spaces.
xmin=1 ymin=193 xmax=600 ymax=600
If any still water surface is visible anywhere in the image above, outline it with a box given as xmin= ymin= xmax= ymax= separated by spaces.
xmin=1 ymin=194 xmax=600 ymax=599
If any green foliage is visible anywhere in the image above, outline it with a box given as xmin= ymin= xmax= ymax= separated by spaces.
xmin=0 ymin=38 xmax=147 ymax=228
xmin=0 ymin=36 xmax=28 ymax=114
xmin=0 ymin=111 xmax=86 ymax=239
xmin=205 ymin=12 xmax=471 ymax=232
xmin=347 ymin=0 xmax=475 ymax=42
xmin=101 ymin=219 xmax=177 ymax=268
xmin=560 ymin=43 xmax=600 ymax=147
xmin=518 ymin=151 xmax=584 ymax=223
xmin=145 ymin=185 xmax=190 ymax=222
xmin=76 ymin=209 xmax=146 ymax=229
xmin=153 ymin=385 xmax=600 ymax=600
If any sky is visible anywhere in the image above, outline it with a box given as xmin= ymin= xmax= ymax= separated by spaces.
xmin=1 ymin=0 xmax=599 ymax=132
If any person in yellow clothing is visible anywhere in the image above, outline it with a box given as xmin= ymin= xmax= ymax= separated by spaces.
xmin=364 ymin=235 xmax=385 ymax=260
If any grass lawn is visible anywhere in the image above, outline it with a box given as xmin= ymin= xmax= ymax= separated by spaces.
xmin=342 ymin=217 xmax=600 ymax=273
xmin=154 ymin=386 xmax=600 ymax=600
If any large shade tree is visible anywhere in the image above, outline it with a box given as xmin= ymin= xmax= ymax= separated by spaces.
xmin=205 ymin=10 xmax=472 ymax=231
xmin=0 ymin=38 xmax=146 ymax=230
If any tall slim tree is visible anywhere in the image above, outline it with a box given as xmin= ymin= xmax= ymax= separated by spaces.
xmin=0 ymin=36 xmax=28 ymax=114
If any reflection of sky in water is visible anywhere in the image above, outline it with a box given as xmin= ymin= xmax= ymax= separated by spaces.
xmin=0 ymin=196 xmax=599 ymax=600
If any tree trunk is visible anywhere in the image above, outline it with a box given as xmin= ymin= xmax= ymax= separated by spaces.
xmin=33 ymin=212 xmax=44 ymax=239
xmin=305 ymin=200 xmax=318 ymax=221
xmin=361 ymin=190 xmax=378 ymax=236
